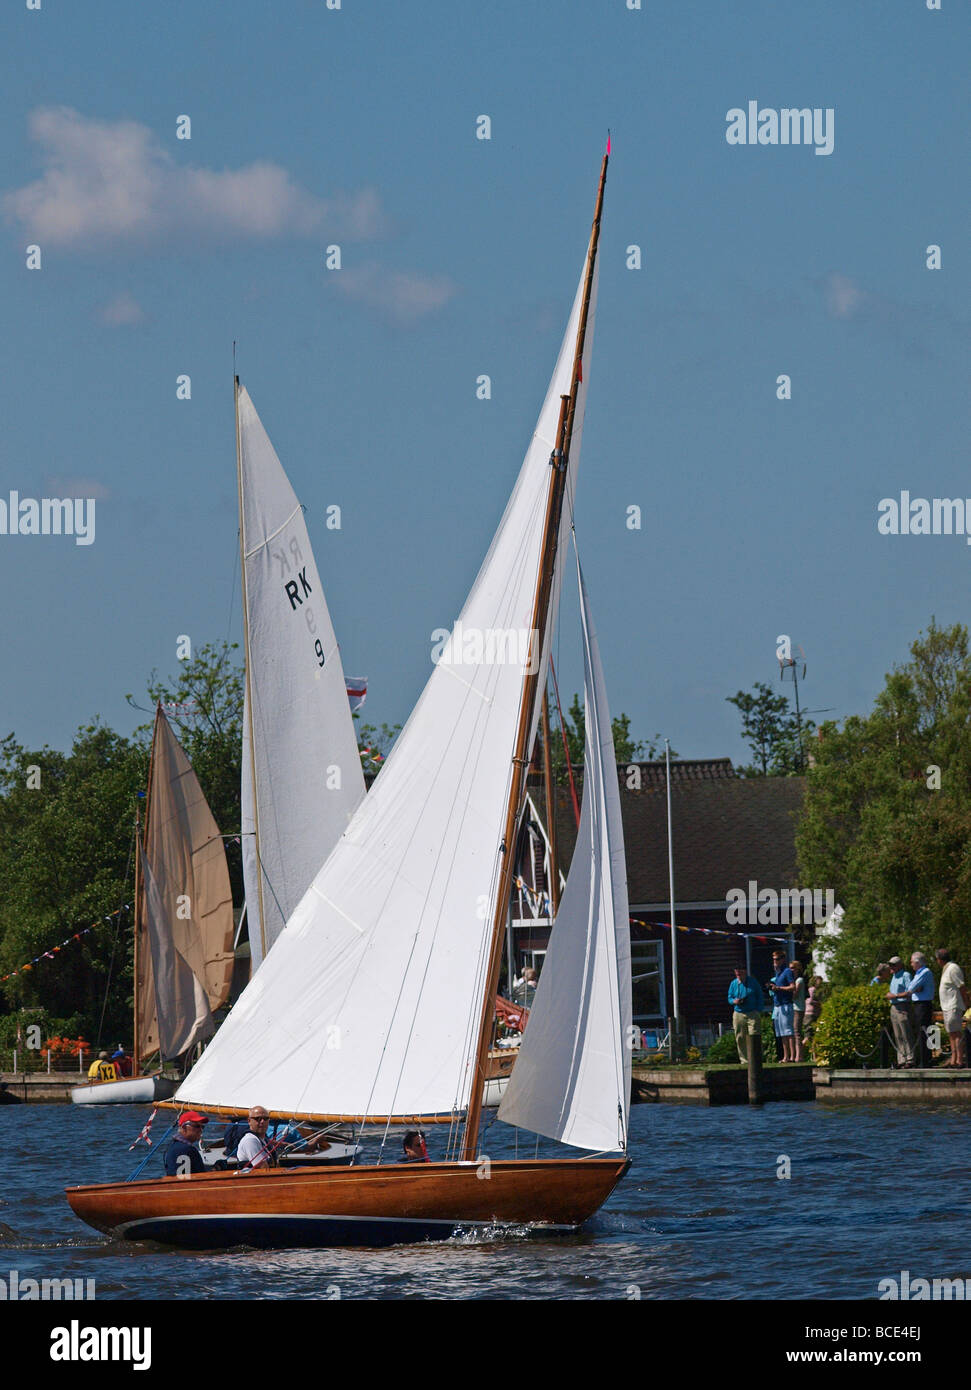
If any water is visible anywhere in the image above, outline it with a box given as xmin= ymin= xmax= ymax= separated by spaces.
xmin=1 ymin=1100 xmax=967 ymax=1300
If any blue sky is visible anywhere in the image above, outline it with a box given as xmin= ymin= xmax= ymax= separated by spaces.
xmin=1 ymin=0 xmax=968 ymax=767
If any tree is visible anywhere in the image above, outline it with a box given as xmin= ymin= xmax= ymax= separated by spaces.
xmin=796 ymin=620 xmax=971 ymax=985
xmin=727 ymin=681 xmax=812 ymax=775
xmin=0 ymin=637 xmax=409 ymax=1043
xmin=0 ymin=725 xmax=145 ymax=1044
xmin=545 ymin=693 xmax=669 ymax=783
xmin=354 ymin=719 xmax=401 ymax=775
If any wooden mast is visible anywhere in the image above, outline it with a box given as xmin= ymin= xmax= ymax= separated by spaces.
xmin=134 ymin=708 xmax=160 ymax=1071
xmin=235 ymin=375 xmax=269 ymax=963
xmin=541 ymin=692 xmax=560 ymax=915
xmin=461 ymin=146 xmax=609 ymax=1161
xmin=132 ymin=798 xmax=142 ymax=1072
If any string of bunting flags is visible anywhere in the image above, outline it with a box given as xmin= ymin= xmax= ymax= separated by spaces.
xmin=0 ymin=903 xmax=132 ymax=982
xmin=630 ymin=917 xmax=791 ymax=944
xmin=513 ymin=875 xmax=552 ymax=917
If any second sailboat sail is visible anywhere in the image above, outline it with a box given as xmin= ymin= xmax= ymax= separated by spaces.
xmin=236 ymin=384 xmax=366 ymax=972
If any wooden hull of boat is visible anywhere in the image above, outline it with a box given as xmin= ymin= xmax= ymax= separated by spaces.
xmin=65 ymin=1157 xmax=630 ymax=1249
xmin=70 ymin=1075 xmax=177 ymax=1106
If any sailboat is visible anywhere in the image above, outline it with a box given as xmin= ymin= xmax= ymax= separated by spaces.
xmin=66 ymin=143 xmax=632 ymax=1244
xmin=71 ymin=706 xmax=235 ymax=1105
xmin=235 ymin=382 xmax=367 ymax=974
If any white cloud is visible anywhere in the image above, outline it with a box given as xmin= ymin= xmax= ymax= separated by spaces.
xmin=3 ymin=107 xmax=385 ymax=248
xmin=822 ymin=272 xmax=865 ymax=320
xmin=332 ymin=262 xmax=456 ymax=323
xmin=43 ymin=476 xmax=112 ymax=500
xmin=100 ymin=292 xmax=144 ymax=326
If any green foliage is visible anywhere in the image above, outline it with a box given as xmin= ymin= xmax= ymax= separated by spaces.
xmin=811 ymin=984 xmax=891 ymax=1068
xmin=0 ymin=637 xmax=414 ymax=1043
xmin=706 ymin=1014 xmax=776 ymax=1062
xmin=0 ymin=724 xmax=145 ymax=1042
xmin=797 ymin=620 xmax=971 ymax=985
xmin=0 ymin=1010 xmax=86 ymax=1052
xmin=547 ymin=692 xmax=670 ymax=784
xmin=355 ymin=719 xmax=401 ymax=774
xmin=727 ymin=681 xmax=813 ymax=776
xmin=141 ymin=641 xmax=245 ymax=900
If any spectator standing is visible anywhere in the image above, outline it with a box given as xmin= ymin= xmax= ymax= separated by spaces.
xmin=894 ymin=953 xmax=935 ymax=1067
xmin=768 ymin=949 xmax=796 ymax=1063
xmin=887 ymin=955 xmax=915 ymax=1068
xmin=936 ymin=949 xmax=970 ymax=1068
xmin=727 ymin=965 xmax=764 ymax=1064
xmin=803 ymin=976 xmax=823 ymax=1038
xmin=790 ymin=961 xmax=807 ymax=1062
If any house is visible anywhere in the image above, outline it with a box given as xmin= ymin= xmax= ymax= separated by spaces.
xmin=512 ymin=760 xmax=808 ymax=1041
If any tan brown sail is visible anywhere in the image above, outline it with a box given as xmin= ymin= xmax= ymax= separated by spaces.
xmin=137 ymin=707 xmax=235 ymax=1064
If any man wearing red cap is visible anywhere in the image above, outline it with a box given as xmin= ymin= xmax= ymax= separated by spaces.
xmin=164 ymin=1111 xmax=210 ymax=1177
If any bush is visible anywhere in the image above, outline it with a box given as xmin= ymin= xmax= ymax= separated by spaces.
xmin=0 ymin=1010 xmax=85 ymax=1053
xmin=811 ymin=984 xmax=891 ymax=1068
xmin=706 ymin=1015 xmax=776 ymax=1063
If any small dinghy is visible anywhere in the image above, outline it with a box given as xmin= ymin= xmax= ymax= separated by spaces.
xmin=71 ymin=1075 xmax=177 ymax=1106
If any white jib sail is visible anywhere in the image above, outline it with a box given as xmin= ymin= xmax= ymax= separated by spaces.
xmin=237 ymin=386 xmax=366 ymax=972
xmin=498 ymin=550 xmax=632 ymax=1152
xmin=178 ymin=261 xmax=598 ymax=1120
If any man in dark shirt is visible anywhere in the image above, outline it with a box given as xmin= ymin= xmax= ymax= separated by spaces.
xmin=164 ymin=1111 xmax=210 ymax=1177
xmin=400 ymin=1130 xmax=428 ymax=1163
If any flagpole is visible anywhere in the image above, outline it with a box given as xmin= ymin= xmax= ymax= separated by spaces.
xmin=665 ymin=738 xmax=681 ymax=1056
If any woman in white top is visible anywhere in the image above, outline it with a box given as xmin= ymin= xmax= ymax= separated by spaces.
xmin=936 ymin=948 xmax=970 ymax=1068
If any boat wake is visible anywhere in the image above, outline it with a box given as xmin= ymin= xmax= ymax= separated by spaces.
xmin=448 ymin=1222 xmax=544 ymax=1245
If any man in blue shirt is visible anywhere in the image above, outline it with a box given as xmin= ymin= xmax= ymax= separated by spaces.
xmin=768 ymin=949 xmax=797 ymax=1062
xmin=886 ymin=954 xmax=914 ymax=1067
xmin=164 ymin=1111 xmax=210 ymax=1177
xmin=893 ymin=952 xmax=935 ymax=1067
xmin=728 ymin=965 xmax=764 ymax=1064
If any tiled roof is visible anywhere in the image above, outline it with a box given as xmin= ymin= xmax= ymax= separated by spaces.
xmin=549 ymin=771 xmax=806 ymax=905
xmin=621 ymin=757 xmax=736 ymax=784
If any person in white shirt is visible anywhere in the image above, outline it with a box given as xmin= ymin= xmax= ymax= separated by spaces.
xmin=936 ymin=949 xmax=970 ymax=1068
xmin=236 ymin=1107 xmax=277 ymax=1169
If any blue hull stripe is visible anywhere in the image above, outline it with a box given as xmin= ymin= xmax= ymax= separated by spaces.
xmin=117 ymin=1212 xmax=576 ymax=1250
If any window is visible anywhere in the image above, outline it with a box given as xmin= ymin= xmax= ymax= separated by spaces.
xmin=631 ymin=940 xmax=665 ymax=1023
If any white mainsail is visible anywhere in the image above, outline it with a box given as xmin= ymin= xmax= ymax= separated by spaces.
xmin=177 ymin=261 xmax=598 ymax=1120
xmin=137 ymin=707 xmax=235 ymax=1063
xmin=237 ymin=385 xmax=366 ymax=972
xmin=497 ymin=552 xmax=632 ymax=1152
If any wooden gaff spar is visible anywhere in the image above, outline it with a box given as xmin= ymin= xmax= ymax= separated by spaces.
xmin=66 ymin=140 xmax=632 ymax=1246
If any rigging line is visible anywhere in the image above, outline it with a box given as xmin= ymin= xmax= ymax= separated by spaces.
xmin=549 ymin=657 xmax=581 ymax=828
xmin=243 ymin=504 xmax=303 ymax=559
xmin=96 ymin=819 xmax=137 ymax=1048
xmin=225 ymin=532 xmax=239 ymax=651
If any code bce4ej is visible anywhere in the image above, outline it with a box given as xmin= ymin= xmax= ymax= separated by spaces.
xmin=805 ymin=1327 xmax=921 ymax=1341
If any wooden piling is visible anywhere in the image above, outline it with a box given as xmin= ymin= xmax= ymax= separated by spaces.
xmin=748 ymin=1029 xmax=764 ymax=1105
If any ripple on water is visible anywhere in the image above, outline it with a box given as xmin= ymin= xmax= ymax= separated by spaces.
xmin=1 ymin=1099 xmax=962 ymax=1298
